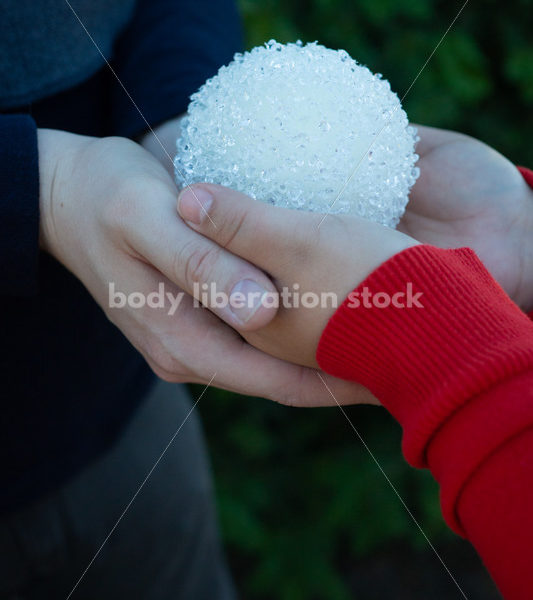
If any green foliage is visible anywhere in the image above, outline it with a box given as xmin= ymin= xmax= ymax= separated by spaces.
xmin=195 ymin=1 xmax=530 ymax=596
xmin=196 ymin=388 xmax=453 ymax=599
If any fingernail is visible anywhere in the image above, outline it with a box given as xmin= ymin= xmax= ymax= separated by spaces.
xmin=230 ymin=279 xmax=269 ymax=323
xmin=178 ymin=186 xmax=213 ymax=225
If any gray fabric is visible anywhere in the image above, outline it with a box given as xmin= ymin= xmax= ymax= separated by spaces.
xmin=0 ymin=379 xmax=237 ymax=600
xmin=0 ymin=0 xmax=137 ymax=109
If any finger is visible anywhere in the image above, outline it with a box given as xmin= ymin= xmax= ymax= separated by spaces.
xmin=176 ymin=183 xmax=318 ymax=272
xmin=214 ymin=365 xmax=377 ymax=407
xmin=170 ymin=304 xmax=375 ymax=406
xmin=124 ymin=189 xmax=278 ymax=331
xmin=105 ymin=259 xmax=375 ymax=406
xmin=104 ymin=261 xmax=282 ymax=390
xmin=413 ymin=124 xmax=469 ymax=156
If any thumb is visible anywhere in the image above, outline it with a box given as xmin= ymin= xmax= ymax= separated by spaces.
xmin=177 ymin=183 xmax=316 ymax=272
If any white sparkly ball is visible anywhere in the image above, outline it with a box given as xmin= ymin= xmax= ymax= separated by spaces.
xmin=174 ymin=40 xmax=419 ymax=228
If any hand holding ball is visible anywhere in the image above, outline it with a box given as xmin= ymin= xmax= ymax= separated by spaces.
xmin=174 ymin=40 xmax=419 ymax=228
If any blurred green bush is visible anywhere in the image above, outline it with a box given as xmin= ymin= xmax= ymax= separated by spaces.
xmin=196 ymin=1 xmax=531 ymax=597
xmin=197 ymin=389 xmax=456 ymax=599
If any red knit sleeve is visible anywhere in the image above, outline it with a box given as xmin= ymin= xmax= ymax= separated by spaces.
xmin=317 ymin=245 xmax=533 ymax=599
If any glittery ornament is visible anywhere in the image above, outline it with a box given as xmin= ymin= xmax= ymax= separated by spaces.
xmin=175 ymin=40 xmax=419 ymax=228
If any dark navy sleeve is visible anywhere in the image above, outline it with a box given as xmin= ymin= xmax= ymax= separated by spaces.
xmin=0 ymin=114 xmax=40 ymax=296
xmin=110 ymin=0 xmax=243 ymax=138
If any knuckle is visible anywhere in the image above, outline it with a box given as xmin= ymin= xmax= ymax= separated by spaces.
xmin=148 ymin=346 xmax=187 ymax=383
xmin=274 ymin=368 xmax=308 ymax=407
xmin=269 ymin=385 xmax=302 ymax=408
xmin=275 ymin=391 xmax=301 ymax=408
xmin=219 ymin=210 xmax=248 ymax=249
xmin=152 ymin=368 xmax=187 ymax=384
xmin=177 ymin=241 xmax=223 ymax=287
xmin=101 ymin=178 xmax=142 ymax=232
xmin=102 ymin=177 xmax=171 ymax=235
xmin=144 ymin=336 xmax=185 ymax=381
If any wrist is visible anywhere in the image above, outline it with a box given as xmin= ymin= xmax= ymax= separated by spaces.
xmin=37 ymin=128 xmax=92 ymax=257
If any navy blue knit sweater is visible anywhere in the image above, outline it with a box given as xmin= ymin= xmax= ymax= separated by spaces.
xmin=0 ymin=0 xmax=242 ymax=514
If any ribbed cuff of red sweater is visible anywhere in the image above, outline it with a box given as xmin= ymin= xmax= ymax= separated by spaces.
xmin=316 ymin=245 xmax=533 ymax=472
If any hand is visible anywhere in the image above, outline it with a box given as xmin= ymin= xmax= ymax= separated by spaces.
xmin=177 ymin=184 xmax=418 ymax=374
xmin=37 ymin=129 xmax=368 ymax=406
xmin=400 ymin=125 xmax=533 ymax=312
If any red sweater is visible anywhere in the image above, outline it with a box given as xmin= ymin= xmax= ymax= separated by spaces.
xmin=317 ymin=167 xmax=533 ymax=599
